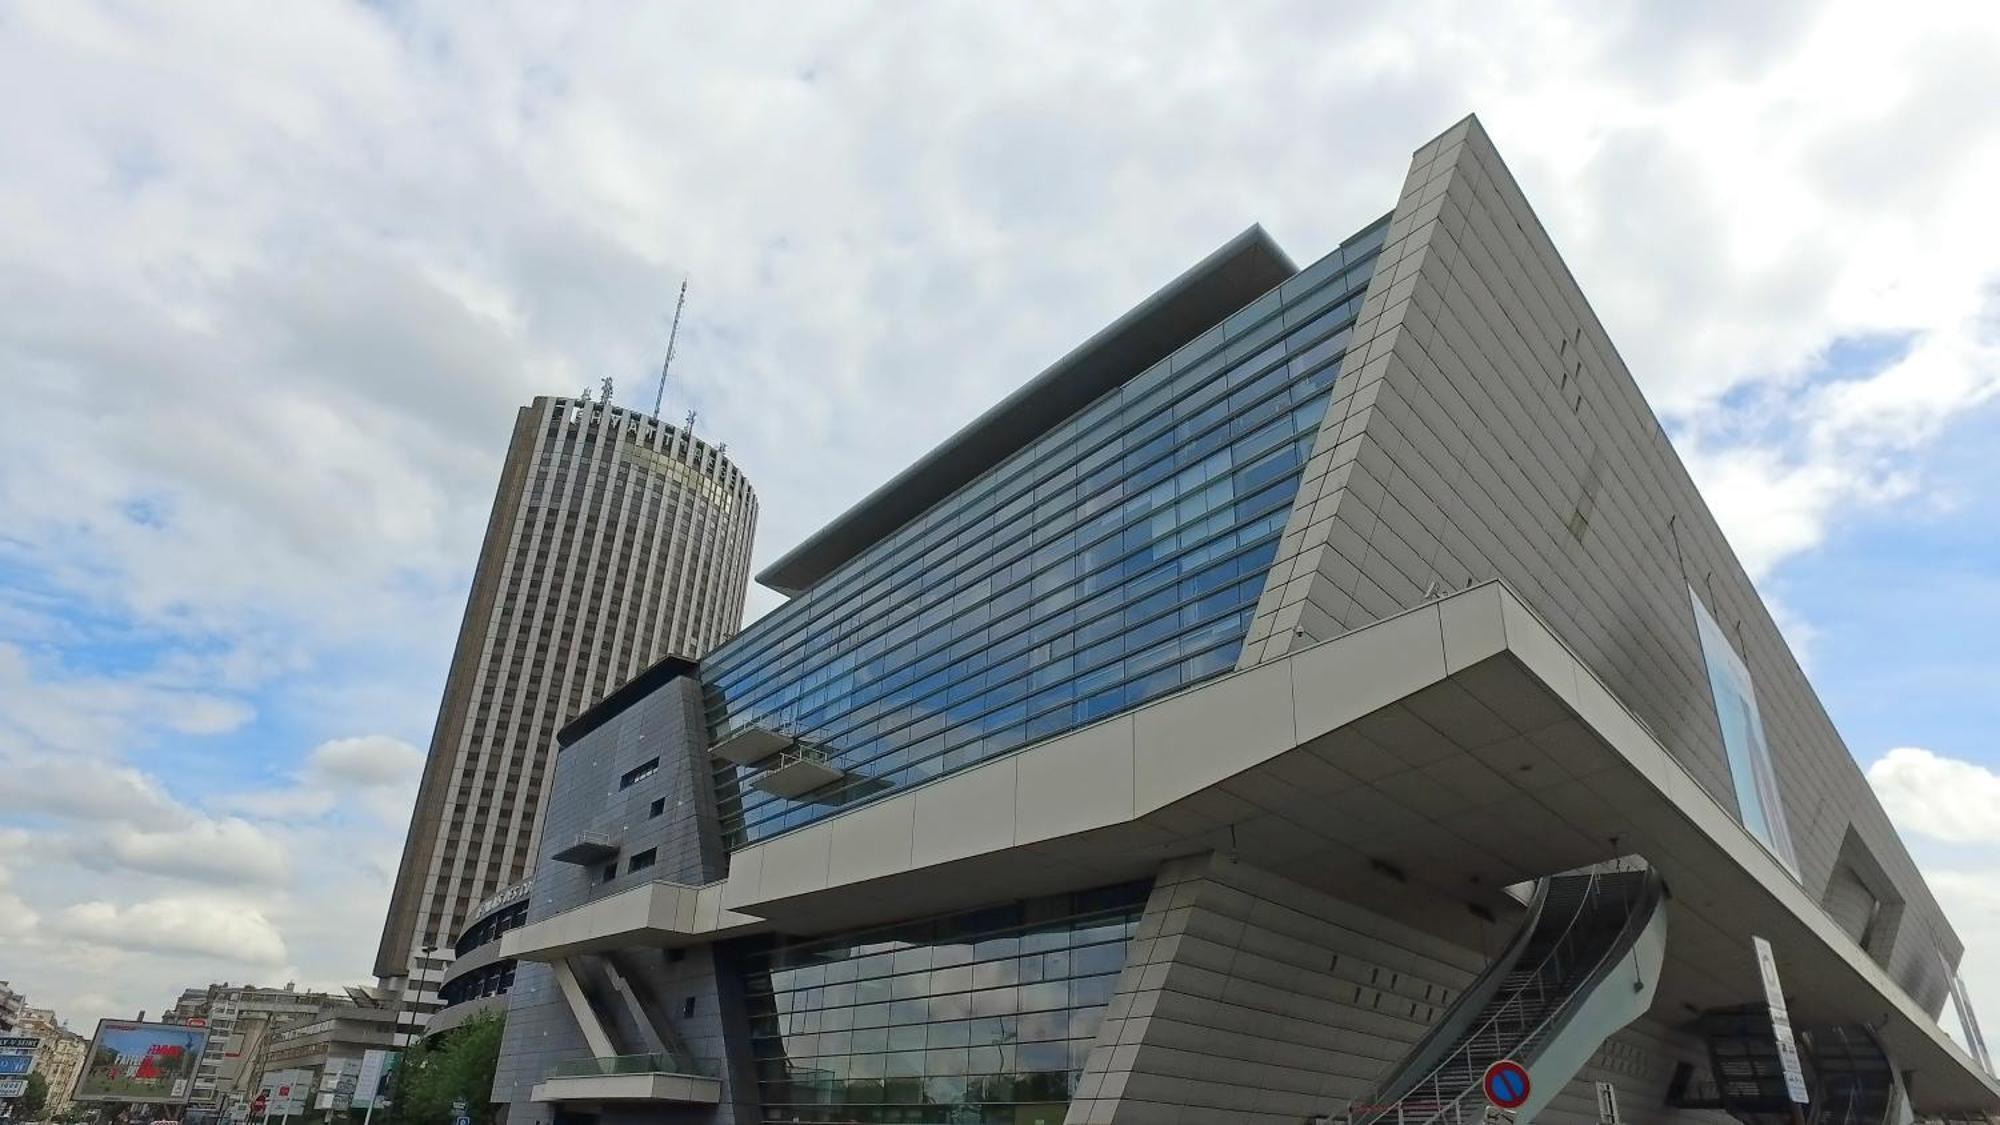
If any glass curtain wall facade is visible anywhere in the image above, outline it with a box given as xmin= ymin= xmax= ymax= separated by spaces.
xmin=704 ymin=217 xmax=1390 ymax=846
xmin=739 ymin=881 xmax=1151 ymax=1124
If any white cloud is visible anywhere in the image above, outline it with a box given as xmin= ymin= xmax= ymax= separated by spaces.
xmin=98 ymin=818 xmax=292 ymax=886
xmin=215 ymin=735 xmax=423 ymax=826
xmin=0 ymin=838 xmax=40 ymax=939
xmin=1868 ymin=747 xmax=2000 ymax=845
xmin=0 ymin=643 xmax=256 ymax=758
xmin=1680 ymin=298 xmax=2000 ymax=579
xmin=308 ymin=736 xmax=423 ymax=789
xmin=56 ymin=897 xmax=289 ymax=965
xmin=0 ymin=750 xmax=187 ymax=831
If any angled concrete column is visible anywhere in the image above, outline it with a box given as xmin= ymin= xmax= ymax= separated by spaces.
xmin=551 ymin=957 xmax=617 ymax=1059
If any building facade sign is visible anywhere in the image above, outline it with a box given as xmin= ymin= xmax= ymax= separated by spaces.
xmin=1754 ymin=936 xmax=1811 ymax=1103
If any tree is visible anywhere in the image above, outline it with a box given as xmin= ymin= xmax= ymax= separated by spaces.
xmin=384 ymin=1014 xmax=504 ymax=1125
xmin=16 ymin=1071 xmax=50 ymax=1119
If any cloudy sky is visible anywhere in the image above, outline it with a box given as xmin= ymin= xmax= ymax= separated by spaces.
xmin=1 ymin=0 xmax=1996 ymax=1050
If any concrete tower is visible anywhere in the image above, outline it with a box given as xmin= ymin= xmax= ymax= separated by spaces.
xmin=374 ymin=394 xmax=756 ymax=1041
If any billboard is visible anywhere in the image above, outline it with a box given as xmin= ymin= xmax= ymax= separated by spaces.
xmin=0 ymin=1078 xmax=27 ymax=1098
xmin=77 ymin=1020 xmax=210 ymax=1104
xmin=0 ymin=1053 xmax=32 ymax=1075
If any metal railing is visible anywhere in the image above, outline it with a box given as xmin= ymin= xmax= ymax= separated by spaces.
xmin=546 ymin=1052 xmax=722 ymax=1080
xmin=1383 ymin=871 xmax=1612 ymax=1125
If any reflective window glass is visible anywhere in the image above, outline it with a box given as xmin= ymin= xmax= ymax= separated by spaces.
xmin=739 ymin=881 xmax=1149 ymax=1125
xmin=704 ymin=220 xmax=1389 ymax=846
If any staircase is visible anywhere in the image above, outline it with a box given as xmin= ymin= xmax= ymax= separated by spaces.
xmin=1353 ymin=868 xmax=1667 ymax=1125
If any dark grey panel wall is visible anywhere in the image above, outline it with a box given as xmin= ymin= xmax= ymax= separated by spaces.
xmin=1242 ymin=115 xmax=1958 ymax=1015
xmin=495 ymin=673 xmax=758 ymax=1121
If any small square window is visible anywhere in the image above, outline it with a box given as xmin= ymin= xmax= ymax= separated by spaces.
xmin=600 ymin=863 xmax=617 ymax=883
xmin=628 ymin=848 xmax=657 ymax=874
xmin=682 ymin=996 xmax=697 ymax=1018
xmin=649 ymin=797 xmax=666 ymax=818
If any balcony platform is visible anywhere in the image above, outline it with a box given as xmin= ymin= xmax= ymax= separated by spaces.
xmin=749 ymin=751 xmax=846 ymax=799
xmin=530 ymin=1054 xmax=721 ymax=1105
xmin=710 ymin=725 xmax=792 ymax=766
xmin=549 ymin=833 xmax=619 ymax=865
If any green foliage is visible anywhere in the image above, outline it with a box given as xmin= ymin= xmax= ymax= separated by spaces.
xmin=17 ymin=1070 xmax=49 ymax=1118
xmin=383 ymin=1015 xmax=503 ymax=1125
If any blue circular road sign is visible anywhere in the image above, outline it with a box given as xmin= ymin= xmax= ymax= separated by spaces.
xmin=1484 ymin=1059 xmax=1531 ymax=1110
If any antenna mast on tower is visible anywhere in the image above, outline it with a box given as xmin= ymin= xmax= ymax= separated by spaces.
xmin=652 ymin=278 xmax=689 ymax=420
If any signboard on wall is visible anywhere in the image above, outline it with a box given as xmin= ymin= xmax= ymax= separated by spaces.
xmin=0 ymin=1078 xmax=28 ymax=1098
xmin=313 ymin=1058 xmax=359 ymax=1111
xmin=1753 ymin=936 xmax=1811 ymax=1103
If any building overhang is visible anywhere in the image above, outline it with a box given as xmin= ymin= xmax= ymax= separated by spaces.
xmin=505 ymin=581 xmax=2000 ymax=1114
xmin=422 ymin=994 xmax=507 ymax=1039
xmin=755 ymin=225 xmax=1297 ymax=595
xmin=502 ymin=878 xmax=760 ymax=962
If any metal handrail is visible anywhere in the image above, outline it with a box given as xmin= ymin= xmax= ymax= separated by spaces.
xmin=546 ymin=1052 xmax=722 ymax=1079
xmin=1357 ymin=881 xmax=1555 ymax=1120
xmin=1399 ymin=871 xmax=1659 ymax=1125
xmin=1386 ymin=871 xmax=1609 ymax=1125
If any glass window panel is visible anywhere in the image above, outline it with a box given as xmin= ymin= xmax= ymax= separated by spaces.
xmin=743 ymin=883 xmax=1147 ymax=1122
xmin=707 ymin=235 xmax=1381 ymax=847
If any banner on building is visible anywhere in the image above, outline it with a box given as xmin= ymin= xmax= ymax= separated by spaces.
xmin=0 ymin=1078 xmax=28 ymax=1098
xmin=351 ymin=1049 xmax=399 ymax=1110
xmin=76 ymin=1019 xmax=210 ymax=1104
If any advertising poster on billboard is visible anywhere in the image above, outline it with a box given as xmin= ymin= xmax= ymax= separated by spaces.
xmin=76 ymin=1020 xmax=210 ymax=1104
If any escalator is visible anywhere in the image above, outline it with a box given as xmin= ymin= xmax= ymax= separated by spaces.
xmin=1698 ymin=1010 xmax=1905 ymax=1125
xmin=1701 ymin=1005 xmax=1798 ymax=1125
xmin=1353 ymin=867 xmax=1668 ymax=1125
xmin=1804 ymin=1025 xmax=1900 ymax=1125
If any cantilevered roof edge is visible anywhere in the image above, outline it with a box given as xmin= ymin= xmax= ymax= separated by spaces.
xmin=756 ymin=224 xmax=1297 ymax=595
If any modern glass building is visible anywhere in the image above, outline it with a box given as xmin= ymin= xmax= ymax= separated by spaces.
xmin=704 ymin=219 xmax=1385 ymax=846
xmin=490 ymin=116 xmax=1997 ymax=1125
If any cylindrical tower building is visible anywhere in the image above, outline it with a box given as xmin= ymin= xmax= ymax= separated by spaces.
xmin=373 ymin=394 xmax=756 ymax=1040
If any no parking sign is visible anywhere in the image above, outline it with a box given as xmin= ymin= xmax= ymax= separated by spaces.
xmin=1483 ymin=1059 xmax=1531 ymax=1111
